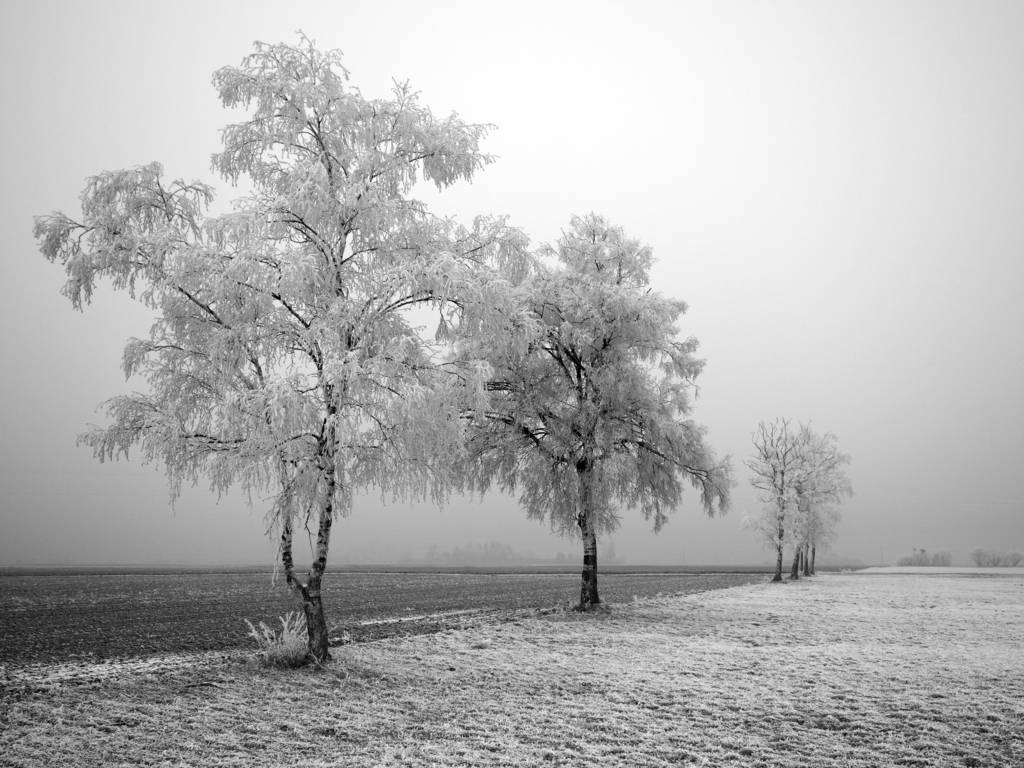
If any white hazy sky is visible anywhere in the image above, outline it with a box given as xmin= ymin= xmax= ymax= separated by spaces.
xmin=1 ymin=0 xmax=1022 ymax=567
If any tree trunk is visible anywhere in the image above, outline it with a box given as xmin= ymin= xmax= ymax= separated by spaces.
xmin=770 ymin=505 xmax=786 ymax=581
xmin=802 ymin=543 xmax=811 ymax=576
xmin=576 ymin=463 xmax=601 ymax=610
xmin=790 ymin=546 xmax=801 ymax=580
xmin=302 ymin=572 xmax=330 ymax=662
xmin=810 ymin=544 xmax=816 ymax=575
xmin=279 ymin=510 xmax=332 ymax=664
xmin=578 ymin=521 xmax=600 ymax=610
xmin=277 ymin=464 xmax=336 ymax=664
xmin=303 ymin=483 xmax=335 ymax=662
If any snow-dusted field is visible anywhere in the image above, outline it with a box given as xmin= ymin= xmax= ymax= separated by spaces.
xmin=858 ymin=565 xmax=1024 ymax=576
xmin=2 ymin=572 xmax=1021 ymax=767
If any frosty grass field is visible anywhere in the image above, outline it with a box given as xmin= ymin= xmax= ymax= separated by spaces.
xmin=2 ymin=570 xmax=1022 ymax=767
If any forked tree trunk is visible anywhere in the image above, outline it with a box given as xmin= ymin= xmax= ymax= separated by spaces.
xmin=576 ymin=463 xmax=601 ymax=610
xmin=790 ymin=546 xmax=801 ymax=580
xmin=279 ymin=483 xmax=335 ymax=664
xmin=304 ymin=486 xmax=334 ymax=662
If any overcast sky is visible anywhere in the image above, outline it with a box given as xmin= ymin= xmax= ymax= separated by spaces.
xmin=1 ymin=0 xmax=1022 ymax=567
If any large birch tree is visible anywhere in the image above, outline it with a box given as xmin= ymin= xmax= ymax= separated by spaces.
xmin=35 ymin=37 xmax=523 ymax=662
xmin=463 ymin=215 xmax=732 ymax=610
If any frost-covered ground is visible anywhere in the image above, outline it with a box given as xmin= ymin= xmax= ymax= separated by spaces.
xmin=2 ymin=573 xmax=1022 ymax=767
xmin=859 ymin=565 xmax=1024 ymax=575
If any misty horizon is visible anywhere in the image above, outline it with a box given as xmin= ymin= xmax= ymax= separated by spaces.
xmin=2 ymin=1 xmax=1022 ymax=571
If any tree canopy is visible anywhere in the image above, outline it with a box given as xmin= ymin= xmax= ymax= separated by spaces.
xmin=35 ymin=36 xmax=526 ymax=660
xmin=463 ymin=214 xmax=732 ymax=608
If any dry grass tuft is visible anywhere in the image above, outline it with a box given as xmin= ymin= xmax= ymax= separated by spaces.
xmin=244 ymin=611 xmax=308 ymax=668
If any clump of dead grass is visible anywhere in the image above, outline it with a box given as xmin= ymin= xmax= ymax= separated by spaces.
xmin=244 ymin=612 xmax=308 ymax=668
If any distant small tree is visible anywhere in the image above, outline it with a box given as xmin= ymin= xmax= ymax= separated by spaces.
xmin=746 ymin=420 xmax=850 ymax=581
xmin=601 ymin=540 xmax=620 ymax=566
xmin=897 ymin=549 xmax=951 ymax=566
xmin=971 ymin=548 xmax=1022 ymax=567
xmin=35 ymin=37 xmax=523 ymax=662
xmin=791 ymin=425 xmax=851 ymax=577
xmin=801 ymin=504 xmax=840 ymax=575
xmin=464 ymin=214 xmax=731 ymax=610
xmin=746 ymin=419 xmax=801 ymax=582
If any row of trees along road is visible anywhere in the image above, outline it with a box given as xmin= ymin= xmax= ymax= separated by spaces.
xmin=745 ymin=419 xmax=852 ymax=582
xmin=35 ymin=38 xmax=731 ymax=662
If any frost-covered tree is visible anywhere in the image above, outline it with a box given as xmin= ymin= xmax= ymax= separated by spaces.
xmin=35 ymin=37 xmax=523 ymax=662
xmin=898 ymin=549 xmax=952 ymax=567
xmin=800 ymin=504 xmax=840 ymax=575
xmin=746 ymin=418 xmax=802 ymax=582
xmin=746 ymin=420 xmax=850 ymax=581
xmin=791 ymin=425 xmax=851 ymax=576
xmin=462 ymin=214 xmax=731 ymax=610
xmin=969 ymin=548 xmax=1021 ymax=567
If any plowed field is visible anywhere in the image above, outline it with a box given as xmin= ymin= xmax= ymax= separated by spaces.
xmin=0 ymin=567 xmax=765 ymax=664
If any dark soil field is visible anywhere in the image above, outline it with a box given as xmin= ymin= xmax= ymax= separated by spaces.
xmin=0 ymin=567 xmax=766 ymax=665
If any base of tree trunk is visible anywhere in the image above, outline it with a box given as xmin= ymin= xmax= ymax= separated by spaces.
xmin=578 ymin=540 xmax=600 ymax=611
xmin=771 ymin=573 xmax=783 ymax=582
xmin=302 ymin=592 xmax=331 ymax=663
xmin=579 ymin=575 xmax=600 ymax=610
xmin=573 ymin=601 xmax=611 ymax=614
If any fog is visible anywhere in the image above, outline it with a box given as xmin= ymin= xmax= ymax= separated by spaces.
xmin=1 ymin=0 xmax=1022 ymax=567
